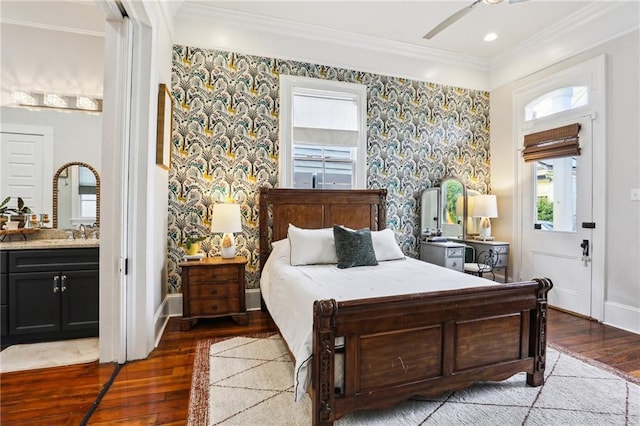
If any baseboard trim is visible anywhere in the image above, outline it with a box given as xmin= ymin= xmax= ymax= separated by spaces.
xmin=604 ymin=301 xmax=640 ymax=334
xmin=153 ymin=296 xmax=171 ymax=348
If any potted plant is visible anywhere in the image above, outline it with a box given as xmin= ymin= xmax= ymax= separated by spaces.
xmin=0 ymin=197 xmax=32 ymax=228
xmin=0 ymin=196 xmax=10 ymax=228
xmin=184 ymin=233 xmax=206 ymax=255
xmin=10 ymin=198 xmax=32 ymax=228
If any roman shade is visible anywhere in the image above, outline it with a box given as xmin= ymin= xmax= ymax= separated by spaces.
xmin=293 ymin=92 xmax=359 ymax=147
xmin=522 ymin=123 xmax=581 ymax=162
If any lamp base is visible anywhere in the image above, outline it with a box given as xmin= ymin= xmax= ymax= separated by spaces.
xmin=221 ymin=246 xmax=236 ymax=258
xmin=220 ymin=232 xmax=236 ymax=258
xmin=479 ymin=217 xmax=492 ymax=239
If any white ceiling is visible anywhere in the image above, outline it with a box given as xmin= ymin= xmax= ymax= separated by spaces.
xmin=184 ymin=0 xmax=592 ymax=60
xmin=0 ymin=0 xmax=637 ymax=104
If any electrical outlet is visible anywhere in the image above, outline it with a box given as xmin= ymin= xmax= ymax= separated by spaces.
xmin=632 ymin=188 xmax=640 ymax=201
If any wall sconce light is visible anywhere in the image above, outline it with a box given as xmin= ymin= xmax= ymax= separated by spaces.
xmin=12 ymin=90 xmax=102 ymax=112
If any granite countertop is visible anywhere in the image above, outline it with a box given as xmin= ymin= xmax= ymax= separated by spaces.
xmin=0 ymin=228 xmax=99 ymax=250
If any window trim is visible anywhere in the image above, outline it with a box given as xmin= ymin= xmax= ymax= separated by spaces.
xmin=279 ymin=75 xmax=367 ymax=189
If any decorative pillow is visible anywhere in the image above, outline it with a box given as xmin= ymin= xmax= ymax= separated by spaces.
xmin=371 ymin=229 xmax=405 ymax=261
xmin=333 ymin=225 xmax=378 ymax=269
xmin=287 ymin=224 xmax=337 ymax=266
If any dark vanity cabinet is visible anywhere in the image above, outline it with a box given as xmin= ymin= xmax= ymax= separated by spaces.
xmin=1 ymin=251 xmax=8 ymax=337
xmin=4 ymin=248 xmax=99 ymax=344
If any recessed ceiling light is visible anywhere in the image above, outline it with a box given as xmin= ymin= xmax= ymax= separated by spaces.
xmin=484 ymin=32 xmax=498 ymax=42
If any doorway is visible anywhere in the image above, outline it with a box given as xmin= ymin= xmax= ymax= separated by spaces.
xmin=514 ymin=56 xmax=606 ymax=320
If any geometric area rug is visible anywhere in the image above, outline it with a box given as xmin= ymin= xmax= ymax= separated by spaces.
xmin=188 ymin=334 xmax=640 ymax=425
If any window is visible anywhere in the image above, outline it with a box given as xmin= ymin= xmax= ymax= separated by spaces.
xmin=280 ymin=76 xmax=366 ymax=189
xmin=525 ymin=86 xmax=588 ymax=121
xmin=534 ymin=157 xmax=577 ymax=232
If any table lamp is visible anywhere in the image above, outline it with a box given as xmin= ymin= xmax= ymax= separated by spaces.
xmin=211 ymin=203 xmax=242 ymax=258
xmin=472 ymin=194 xmax=498 ymax=239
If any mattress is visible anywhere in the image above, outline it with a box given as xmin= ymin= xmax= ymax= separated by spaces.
xmin=260 ymin=239 xmax=498 ymax=401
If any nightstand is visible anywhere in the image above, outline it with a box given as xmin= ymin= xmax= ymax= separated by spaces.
xmin=420 ymin=240 xmax=465 ymax=272
xmin=179 ymin=256 xmax=248 ymax=330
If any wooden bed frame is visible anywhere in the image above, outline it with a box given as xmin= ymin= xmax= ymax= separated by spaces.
xmin=259 ymin=187 xmax=552 ymax=425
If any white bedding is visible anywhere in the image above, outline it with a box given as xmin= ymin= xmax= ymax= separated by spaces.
xmin=260 ymin=239 xmax=499 ymax=401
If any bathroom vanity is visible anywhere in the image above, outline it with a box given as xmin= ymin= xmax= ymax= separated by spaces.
xmin=0 ymin=239 xmax=99 ymax=345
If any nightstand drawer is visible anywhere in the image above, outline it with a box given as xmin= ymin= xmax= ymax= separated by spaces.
xmin=189 ymin=282 xmax=239 ymax=299
xmin=187 ymin=266 xmax=238 ymax=284
xmin=189 ymin=298 xmax=239 ymax=316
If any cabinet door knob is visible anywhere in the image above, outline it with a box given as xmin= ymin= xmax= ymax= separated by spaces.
xmin=61 ymin=275 xmax=67 ymax=292
xmin=53 ymin=276 xmax=59 ymax=293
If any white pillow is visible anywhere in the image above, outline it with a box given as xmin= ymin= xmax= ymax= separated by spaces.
xmin=287 ymin=224 xmax=338 ymax=266
xmin=371 ymin=228 xmax=405 ymax=261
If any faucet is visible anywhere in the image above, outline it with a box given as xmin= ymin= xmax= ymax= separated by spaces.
xmin=79 ymin=224 xmax=87 ymax=240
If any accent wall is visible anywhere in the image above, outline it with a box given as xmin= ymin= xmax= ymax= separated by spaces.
xmin=168 ymin=45 xmax=491 ymax=293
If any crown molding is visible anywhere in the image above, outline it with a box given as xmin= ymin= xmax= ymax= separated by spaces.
xmin=0 ymin=18 xmax=104 ymax=38
xmin=177 ymin=3 xmax=489 ymax=72
xmin=489 ymin=1 xmax=639 ymax=88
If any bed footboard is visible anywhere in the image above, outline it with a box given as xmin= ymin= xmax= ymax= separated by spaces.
xmin=311 ymin=278 xmax=553 ymax=425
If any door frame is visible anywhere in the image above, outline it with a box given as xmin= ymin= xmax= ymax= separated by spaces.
xmin=512 ymin=55 xmax=606 ymax=321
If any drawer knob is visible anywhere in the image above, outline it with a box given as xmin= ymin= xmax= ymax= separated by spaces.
xmin=211 ymin=304 xmax=218 ymax=311
xmin=210 ymin=289 xmax=218 ymax=295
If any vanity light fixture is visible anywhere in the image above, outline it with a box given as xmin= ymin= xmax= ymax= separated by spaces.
xmin=76 ymin=95 xmax=100 ymax=111
xmin=12 ymin=91 xmax=38 ymax=106
xmin=11 ymin=90 xmax=103 ymax=112
xmin=44 ymin=93 xmax=68 ymax=108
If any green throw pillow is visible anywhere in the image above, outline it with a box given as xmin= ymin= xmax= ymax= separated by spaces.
xmin=333 ymin=225 xmax=378 ymax=269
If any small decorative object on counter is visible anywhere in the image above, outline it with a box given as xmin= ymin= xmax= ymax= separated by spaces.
xmin=29 ymin=214 xmax=40 ymax=229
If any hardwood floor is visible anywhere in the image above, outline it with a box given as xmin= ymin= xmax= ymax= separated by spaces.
xmin=1 ymin=308 xmax=638 ymax=425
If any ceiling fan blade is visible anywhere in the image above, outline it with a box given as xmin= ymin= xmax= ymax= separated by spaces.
xmin=423 ymin=0 xmax=483 ymax=40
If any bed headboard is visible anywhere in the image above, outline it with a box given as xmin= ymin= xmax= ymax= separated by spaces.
xmin=259 ymin=188 xmax=387 ymax=271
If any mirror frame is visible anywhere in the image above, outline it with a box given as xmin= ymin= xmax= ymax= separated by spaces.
xmin=420 ymin=187 xmax=441 ymax=235
xmin=440 ymin=176 xmax=467 ymax=239
xmin=53 ymin=161 xmax=100 ymax=228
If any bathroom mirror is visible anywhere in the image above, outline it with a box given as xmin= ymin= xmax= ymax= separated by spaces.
xmin=440 ymin=177 xmax=466 ymax=239
xmin=420 ymin=188 xmax=440 ymax=235
xmin=53 ymin=162 xmax=100 ymax=228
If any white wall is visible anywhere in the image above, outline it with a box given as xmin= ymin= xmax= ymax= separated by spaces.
xmin=0 ymin=107 xmax=101 ymax=174
xmin=0 ymin=23 xmax=104 ymax=107
xmin=490 ymin=30 xmax=640 ymax=333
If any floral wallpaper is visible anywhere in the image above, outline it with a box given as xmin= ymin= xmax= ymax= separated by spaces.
xmin=168 ymin=45 xmax=491 ymax=293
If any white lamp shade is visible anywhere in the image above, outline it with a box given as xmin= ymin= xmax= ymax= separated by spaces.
xmin=211 ymin=203 xmax=242 ymax=233
xmin=472 ymin=195 xmax=498 ymax=218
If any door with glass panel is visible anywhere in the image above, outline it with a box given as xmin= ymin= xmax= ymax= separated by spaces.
xmin=520 ymin=116 xmax=593 ymax=316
